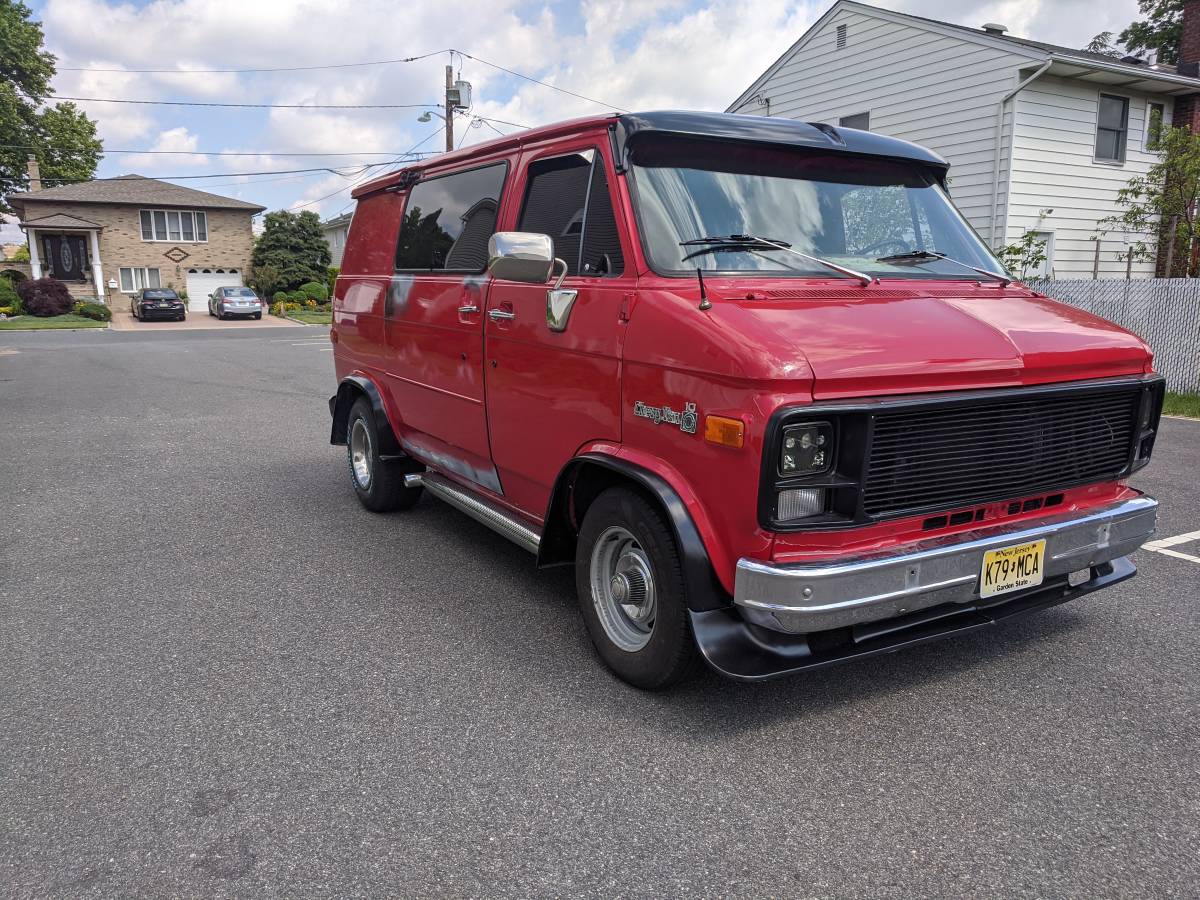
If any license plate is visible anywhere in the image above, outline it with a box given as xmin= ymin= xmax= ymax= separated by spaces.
xmin=980 ymin=539 xmax=1046 ymax=598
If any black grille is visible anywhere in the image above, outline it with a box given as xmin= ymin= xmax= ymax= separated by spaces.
xmin=861 ymin=387 xmax=1141 ymax=518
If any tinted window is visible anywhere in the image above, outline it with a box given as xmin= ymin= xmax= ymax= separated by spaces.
xmin=517 ymin=150 xmax=624 ymax=277
xmin=143 ymin=289 xmax=178 ymax=299
xmin=395 ymin=163 xmax=506 ymax=271
xmin=838 ymin=112 xmax=870 ymax=131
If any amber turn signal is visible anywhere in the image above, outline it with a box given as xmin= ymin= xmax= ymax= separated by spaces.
xmin=704 ymin=415 xmax=745 ymax=449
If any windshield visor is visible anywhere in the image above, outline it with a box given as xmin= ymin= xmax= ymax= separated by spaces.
xmin=628 ymin=137 xmax=1004 ymax=278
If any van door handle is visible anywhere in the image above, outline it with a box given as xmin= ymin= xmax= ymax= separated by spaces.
xmin=488 ymin=309 xmax=516 ymax=321
xmin=458 ymin=304 xmax=479 ymax=314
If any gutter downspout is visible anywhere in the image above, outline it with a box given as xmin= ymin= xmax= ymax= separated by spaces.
xmin=989 ymin=59 xmax=1052 ymax=248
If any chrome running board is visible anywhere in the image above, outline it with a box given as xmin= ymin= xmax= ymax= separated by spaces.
xmin=405 ymin=471 xmax=541 ymax=554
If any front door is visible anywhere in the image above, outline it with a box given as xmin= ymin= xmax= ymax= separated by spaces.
xmin=383 ymin=160 xmax=510 ymax=492
xmin=43 ymin=234 xmax=88 ymax=281
xmin=484 ymin=142 xmax=632 ymax=516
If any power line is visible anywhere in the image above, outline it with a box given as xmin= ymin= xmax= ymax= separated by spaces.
xmin=56 ymin=50 xmax=448 ymax=74
xmin=39 ymin=165 xmax=375 ymax=185
xmin=0 ymin=143 xmax=430 ymax=157
xmin=451 ymin=49 xmax=626 ymax=112
xmin=291 ymin=128 xmax=445 ymax=211
xmin=55 ymin=96 xmax=442 ymax=110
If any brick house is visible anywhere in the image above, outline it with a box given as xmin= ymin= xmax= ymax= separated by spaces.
xmin=6 ymin=160 xmax=265 ymax=311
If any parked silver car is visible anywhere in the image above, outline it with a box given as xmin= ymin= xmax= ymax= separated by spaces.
xmin=208 ymin=286 xmax=263 ymax=320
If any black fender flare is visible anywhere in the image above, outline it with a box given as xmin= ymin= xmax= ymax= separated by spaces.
xmin=538 ymin=452 xmax=731 ymax=612
xmin=328 ymin=375 xmax=401 ymax=456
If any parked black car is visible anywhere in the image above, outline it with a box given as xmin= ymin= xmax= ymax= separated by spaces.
xmin=132 ymin=288 xmax=186 ymax=322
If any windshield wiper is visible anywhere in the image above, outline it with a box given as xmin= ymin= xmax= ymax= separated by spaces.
xmin=680 ymin=234 xmax=872 ymax=286
xmin=875 ymin=250 xmax=1011 ymax=286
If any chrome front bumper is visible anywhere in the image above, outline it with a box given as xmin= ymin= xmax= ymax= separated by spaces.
xmin=735 ymin=495 xmax=1158 ymax=634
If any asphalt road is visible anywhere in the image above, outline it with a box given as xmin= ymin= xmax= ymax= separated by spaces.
xmin=1 ymin=326 xmax=1198 ymax=899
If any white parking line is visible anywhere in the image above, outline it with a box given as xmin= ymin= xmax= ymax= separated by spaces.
xmin=1143 ymin=529 xmax=1200 ymax=564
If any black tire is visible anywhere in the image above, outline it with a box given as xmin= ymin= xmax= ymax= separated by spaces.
xmin=345 ymin=397 xmax=422 ymax=512
xmin=574 ymin=487 xmax=699 ymax=689
xmin=254 ymin=312 xmax=262 ymax=320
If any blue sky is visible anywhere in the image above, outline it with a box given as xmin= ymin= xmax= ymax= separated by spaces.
xmin=4 ymin=0 xmax=1141 ymax=244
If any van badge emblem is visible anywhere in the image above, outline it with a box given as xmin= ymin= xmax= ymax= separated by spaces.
xmin=634 ymin=401 xmax=698 ymax=435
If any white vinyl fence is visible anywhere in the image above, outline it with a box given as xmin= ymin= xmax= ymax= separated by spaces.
xmin=1025 ymin=278 xmax=1200 ymax=393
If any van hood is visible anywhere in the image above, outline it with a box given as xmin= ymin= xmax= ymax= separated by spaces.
xmin=700 ymin=282 xmax=1154 ymax=397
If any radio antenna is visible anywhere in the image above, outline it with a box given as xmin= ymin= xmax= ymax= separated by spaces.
xmin=697 ymin=267 xmax=711 ymax=311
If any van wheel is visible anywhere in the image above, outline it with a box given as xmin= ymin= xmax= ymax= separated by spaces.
xmin=346 ymin=397 xmax=422 ymax=512
xmin=575 ymin=487 xmax=698 ymax=689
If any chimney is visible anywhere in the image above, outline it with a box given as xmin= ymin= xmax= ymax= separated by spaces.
xmin=981 ymin=23 xmax=1008 ymax=36
xmin=26 ymin=156 xmax=41 ymax=192
xmin=1171 ymin=1 xmax=1200 ymax=134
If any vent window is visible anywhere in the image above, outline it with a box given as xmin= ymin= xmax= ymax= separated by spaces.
xmin=836 ymin=23 xmax=848 ymax=49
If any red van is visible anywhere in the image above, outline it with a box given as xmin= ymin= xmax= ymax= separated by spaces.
xmin=329 ymin=111 xmax=1163 ymax=689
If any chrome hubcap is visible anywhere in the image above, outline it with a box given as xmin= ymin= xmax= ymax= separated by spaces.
xmin=350 ymin=419 xmax=372 ymax=489
xmin=589 ymin=526 xmax=656 ymax=652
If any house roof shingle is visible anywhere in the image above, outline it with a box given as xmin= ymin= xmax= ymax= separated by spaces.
xmin=6 ymin=174 xmax=265 ymax=216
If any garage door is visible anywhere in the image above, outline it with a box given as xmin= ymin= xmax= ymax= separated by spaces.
xmin=185 ymin=268 xmax=243 ymax=313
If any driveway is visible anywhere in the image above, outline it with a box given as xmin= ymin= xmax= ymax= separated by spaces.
xmin=108 ymin=304 xmax=303 ymax=331
xmin=1 ymin=327 xmax=1197 ymax=897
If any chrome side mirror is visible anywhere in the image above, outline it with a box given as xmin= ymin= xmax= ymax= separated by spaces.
xmin=488 ymin=232 xmax=555 ymax=284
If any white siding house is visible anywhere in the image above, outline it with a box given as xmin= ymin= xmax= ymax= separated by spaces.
xmin=728 ymin=1 xmax=1200 ymax=278
xmin=320 ymin=212 xmax=353 ymax=268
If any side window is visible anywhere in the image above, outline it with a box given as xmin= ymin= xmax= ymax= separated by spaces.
xmin=394 ymin=163 xmax=506 ymax=271
xmin=517 ymin=149 xmax=624 ymax=277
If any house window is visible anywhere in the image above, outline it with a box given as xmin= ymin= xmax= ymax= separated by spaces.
xmin=139 ymin=209 xmax=210 ymax=242
xmin=394 ymin=163 xmax=507 ymax=271
xmin=1096 ymin=94 xmax=1130 ymax=163
xmin=836 ymin=23 xmax=848 ymax=49
xmin=1147 ymin=101 xmax=1165 ymax=151
xmin=118 ymin=267 xmax=161 ymax=292
xmin=839 ymin=112 xmax=870 ymax=131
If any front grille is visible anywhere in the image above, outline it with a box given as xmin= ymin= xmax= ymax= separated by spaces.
xmin=861 ymin=387 xmax=1141 ymax=518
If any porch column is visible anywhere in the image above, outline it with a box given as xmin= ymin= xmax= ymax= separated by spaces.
xmin=88 ymin=229 xmax=105 ymax=304
xmin=26 ymin=229 xmax=42 ymax=279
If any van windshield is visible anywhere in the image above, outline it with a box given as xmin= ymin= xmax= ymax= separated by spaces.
xmin=628 ymin=137 xmax=1005 ymax=279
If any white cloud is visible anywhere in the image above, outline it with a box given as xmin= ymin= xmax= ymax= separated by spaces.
xmin=123 ymin=126 xmax=209 ymax=170
xmin=37 ymin=0 xmax=1149 ymax=214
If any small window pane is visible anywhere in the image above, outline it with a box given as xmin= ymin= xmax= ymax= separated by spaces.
xmin=147 ymin=268 xmax=160 ymax=288
xmin=518 ymin=152 xmax=593 ymax=276
xmin=133 ymin=267 xmax=145 ymax=290
xmin=1096 ymin=129 xmax=1121 ymax=161
xmin=581 ymin=158 xmax=624 ymax=276
xmin=140 ymin=211 xmax=153 ymax=240
xmin=167 ymin=211 xmax=181 ymax=240
xmin=195 ymin=212 xmax=207 ymax=241
xmin=1098 ymin=95 xmax=1127 ymax=130
xmin=395 ymin=163 xmax=506 ymax=270
xmin=153 ymin=210 xmax=167 ymax=240
xmin=839 ymin=112 xmax=870 ymax=131
xmin=119 ymin=267 xmax=133 ymax=291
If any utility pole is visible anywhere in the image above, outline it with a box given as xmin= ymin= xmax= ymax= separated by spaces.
xmin=445 ymin=65 xmax=454 ymax=152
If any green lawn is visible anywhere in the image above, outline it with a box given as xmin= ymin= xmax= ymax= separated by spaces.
xmin=1164 ymin=391 xmax=1200 ymax=418
xmin=0 ymin=314 xmax=107 ymax=331
xmin=285 ymin=309 xmax=332 ymax=325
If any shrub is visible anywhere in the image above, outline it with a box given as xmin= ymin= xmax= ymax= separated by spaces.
xmin=16 ymin=278 xmax=73 ymax=317
xmin=287 ymin=289 xmax=307 ymax=303
xmin=273 ymin=291 xmax=288 ymax=302
xmin=0 ymin=306 xmax=12 ymax=316
xmin=298 ymin=281 xmax=328 ymax=302
xmin=1 ymin=268 xmax=26 ymax=287
xmin=326 ymin=266 xmax=339 ymax=297
xmin=74 ymin=301 xmax=112 ymax=322
xmin=0 ymin=277 xmax=20 ymax=313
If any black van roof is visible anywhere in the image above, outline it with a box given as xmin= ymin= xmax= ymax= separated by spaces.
xmin=613 ymin=110 xmax=949 ymax=176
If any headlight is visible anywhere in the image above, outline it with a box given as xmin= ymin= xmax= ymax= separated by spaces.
xmin=779 ymin=422 xmax=833 ymax=477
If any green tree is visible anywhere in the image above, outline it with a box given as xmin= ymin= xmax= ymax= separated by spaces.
xmin=247 ymin=263 xmax=282 ymax=298
xmin=1096 ymin=126 xmax=1200 ymax=275
xmin=1089 ymin=1 xmax=1185 ymax=64
xmin=0 ymin=1 xmax=102 ymax=213
xmin=250 ymin=210 xmax=331 ymax=291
